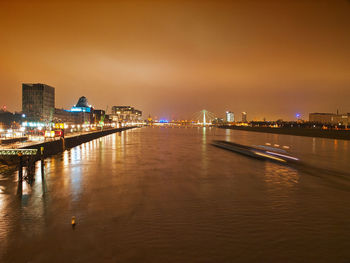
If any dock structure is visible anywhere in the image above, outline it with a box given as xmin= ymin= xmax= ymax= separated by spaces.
xmin=0 ymin=149 xmax=37 ymax=156
xmin=0 ymin=148 xmax=39 ymax=182
xmin=0 ymin=126 xmax=137 ymax=180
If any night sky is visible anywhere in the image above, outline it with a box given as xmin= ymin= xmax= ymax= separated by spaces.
xmin=0 ymin=0 xmax=349 ymax=121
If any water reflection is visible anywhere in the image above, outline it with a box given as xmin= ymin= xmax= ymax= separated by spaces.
xmin=202 ymin=127 xmax=207 ymax=148
xmin=201 ymin=127 xmax=208 ymax=175
xmin=334 ymin=139 xmax=338 ymax=151
xmin=225 ymin=128 xmax=231 ymax=141
xmin=1 ymin=127 xmax=350 ymax=262
xmin=111 ymin=132 xmax=117 ymax=163
xmin=63 ymin=147 xmax=84 ymax=201
xmin=263 ymin=161 xmax=300 ymax=190
xmin=117 ymin=131 xmax=126 ymax=160
xmin=63 ymin=150 xmax=69 ymax=166
xmin=0 ymin=183 xmax=8 ymax=246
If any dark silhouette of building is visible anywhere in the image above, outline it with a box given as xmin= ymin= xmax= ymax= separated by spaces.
xmin=22 ymin=83 xmax=55 ymax=121
xmin=71 ymin=96 xmax=92 ymax=113
xmin=309 ymin=112 xmax=349 ymax=125
xmin=0 ymin=110 xmax=23 ymax=129
xmin=75 ymin=96 xmax=89 ymax=108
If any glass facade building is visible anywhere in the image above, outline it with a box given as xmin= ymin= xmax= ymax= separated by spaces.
xmin=22 ymin=83 xmax=55 ymax=121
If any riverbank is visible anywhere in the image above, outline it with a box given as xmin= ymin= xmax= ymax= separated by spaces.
xmin=219 ymin=125 xmax=350 ymax=140
xmin=24 ymin=126 xmax=137 ymax=157
xmin=0 ymin=126 xmax=137 ymax=166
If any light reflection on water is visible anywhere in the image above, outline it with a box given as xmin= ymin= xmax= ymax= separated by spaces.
xmin=263 ymin=162 xmax=300 ymax=191
xmin=0 ymin=127 xmax=350 ymax=262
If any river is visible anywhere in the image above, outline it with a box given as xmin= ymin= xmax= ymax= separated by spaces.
xmin=1 ymin=127 xmax=350 ymax=262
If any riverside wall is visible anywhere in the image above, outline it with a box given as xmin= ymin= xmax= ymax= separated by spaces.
xmin=22 ymin=126 xmax=136 ymax=158
xmin=219 ymin=125 xmax=350 ymax=141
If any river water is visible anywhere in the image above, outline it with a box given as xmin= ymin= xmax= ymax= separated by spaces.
xmin=0 ymin=127 xmax=350 ymax=262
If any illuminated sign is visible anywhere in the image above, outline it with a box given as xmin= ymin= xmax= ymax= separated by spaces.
xmin=55 ymin=123 xmax=64 ymax=129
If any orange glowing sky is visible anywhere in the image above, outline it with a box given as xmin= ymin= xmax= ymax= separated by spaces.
xmin=0 ymin=0 xmax=349 ymax=120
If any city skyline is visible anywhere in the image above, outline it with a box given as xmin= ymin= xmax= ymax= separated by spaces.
xmin=1 ymin=0 xmax=349 ymax=120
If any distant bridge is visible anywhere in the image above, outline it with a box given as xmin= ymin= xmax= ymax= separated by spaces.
xmin=192 ymin=110 xmax=216 ymax=125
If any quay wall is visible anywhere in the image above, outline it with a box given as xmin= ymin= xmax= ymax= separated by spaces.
xmin=219 ymin=125 xmax=350 ymax=141
xmin=21 ymin=127 xmax=136 ymax=159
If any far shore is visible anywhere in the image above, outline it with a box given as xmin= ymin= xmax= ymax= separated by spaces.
xmin=219 ymin=125 xmax=350 ymax=141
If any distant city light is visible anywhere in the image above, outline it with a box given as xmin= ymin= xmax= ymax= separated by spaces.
xmin=159 ymin=119 xmax=169 ymax=123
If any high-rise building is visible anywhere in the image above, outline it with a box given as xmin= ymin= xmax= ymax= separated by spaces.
xmin=22 ymin=83 xmax=55 ymax=121
xmin=242 ymin=112 xmax=247 ymax=123
xmin=226 ymin=111 xmax=234 ymax=122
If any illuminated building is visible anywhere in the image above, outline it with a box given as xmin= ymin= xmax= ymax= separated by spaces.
xmin=68 ymin=96 xmax=94 ymax=124
xmin=53 ymin=96 xmax=94 ymax=124
xmin=70 ymin=96 xmax=92 ymax=113
xmin=226 ymin=111 xmax=234 ymax=122
xmin=242 ymin=112 xmax=247 ymax=123
xmin=111 ymin=106 xmax=142 ymax=122
xmin=22 ymin=83 xmax=55 ymax=121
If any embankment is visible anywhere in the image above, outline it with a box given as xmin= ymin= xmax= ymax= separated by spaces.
xmin=0 ymin=127 xmax=136 ymax=166
xmin=23 ymin=126 xmax=136 ymax=158
xmin=219 ymin=125 xmax=350 ymax=140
